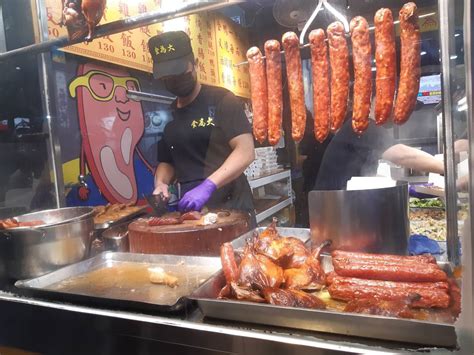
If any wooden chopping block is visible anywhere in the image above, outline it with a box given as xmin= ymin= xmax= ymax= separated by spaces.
xmin=127 ymin=211 xmax=250 ymax=256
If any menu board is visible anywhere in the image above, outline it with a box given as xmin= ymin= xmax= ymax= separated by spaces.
xmin=45 ymin=0 xmax=250 ymax=98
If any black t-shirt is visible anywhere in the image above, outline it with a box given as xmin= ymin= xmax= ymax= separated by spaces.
xmin=158 ymin=85 xmax=252 ymax=184
xmin=299 ymin=112 xmax=334 ymax=192
xmin=314 ymin=119 xmax=394 ymax=190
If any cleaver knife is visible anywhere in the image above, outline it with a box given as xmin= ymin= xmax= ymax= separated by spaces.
xmin=143 ymin=193 xmax=168 ymax=216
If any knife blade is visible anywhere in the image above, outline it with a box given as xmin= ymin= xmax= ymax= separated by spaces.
xmin=144 ymin=193 xmax=168 ymax=216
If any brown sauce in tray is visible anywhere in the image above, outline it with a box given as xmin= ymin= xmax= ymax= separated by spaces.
xmin=47 ymin=261 xmax=216 ymax=306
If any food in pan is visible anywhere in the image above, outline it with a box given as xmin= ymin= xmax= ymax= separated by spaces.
xmin=247 ymin=46 xmax=268 ymax=144
xmin=343 ymin=297 xmax=418 ymax=319
xmin=350 ymin=16 xmax=372 ymax=135
xmin=263 ymin=288 xmax=326 ymax=309
xmin=410 ymin=198 xmax=445 ymax=209
xmin=282 ymin=32 xmax=306 ymax=142
xmin=309 ymin=29 xmax=331 ymax=143
xmin=393 ymin=2 xmax=421 ymax=124
xmin=283 ymin=240 xmax=331 ymax=290
xmin=331 ymin=250 xmax=447 ymax=282
xmin=374 ymin=8 xmax=397 ymax=125
xmin=327 ymin=274 xmax=450 ymax=309
xmin=264 ymin=40 xmax=283 ymax=146
xmin=0 ymin=218 xmax=45 ymax=229
xmin=93 ymin=203 xmax=142 ymax=225
xmin=332 ymin=250 xmax=437 ymax=265
xmin=327 ymin=21 xmax=350 ymax=132
xmin=410 ymin=208 xmax=446 ymax=241
xmin=216 ymin=222 xmax=459 ymax=320
xmin=148 ymin=266 xmax=179 ymax=288
xmin=218 ymin=221 xmax=328 ymax=309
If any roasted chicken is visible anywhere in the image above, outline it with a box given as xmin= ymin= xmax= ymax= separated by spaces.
xmin=283 ymin=240 xmax=331 ymax=290
xmin=62 ymin=0 xmax=106 ymax=41
xmin=218 ymin=223 xmax=326 ymax=308
xmin=262 ymin=288 xmax=326 ymax=309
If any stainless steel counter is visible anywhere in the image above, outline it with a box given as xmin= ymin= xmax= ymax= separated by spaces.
xmin=0 ymin=291 xmax=455 ymax=354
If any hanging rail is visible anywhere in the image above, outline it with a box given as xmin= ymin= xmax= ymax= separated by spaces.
xmin=0 ymin=0 xmax=237 ymax=62
xmin=233 ymin=0 xmax=349 ymax=67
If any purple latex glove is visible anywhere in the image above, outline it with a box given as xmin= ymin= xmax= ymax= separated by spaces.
xmin=178 ymin=179 xmax=217 ymax=212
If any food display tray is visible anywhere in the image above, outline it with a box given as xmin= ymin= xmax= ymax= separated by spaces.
xmin=190 ymin=227 xmax=457 ymax=347
xmin=94 ymin=206 xmax=148 ymax=230
xmin=15 ymin=252 xmax=221 ymax=313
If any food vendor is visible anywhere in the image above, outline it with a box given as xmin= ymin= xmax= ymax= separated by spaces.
xmin=148 ymin=31 xmax=256 ymax=224
xmin=314 ymin=118 xmax=445 ymax=190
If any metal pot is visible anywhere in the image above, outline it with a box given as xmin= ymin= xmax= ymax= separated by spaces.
xmin=0 ymin=207 xmax=95 ymax=280
xmin=102 ymin=222 xmax=130 ymax=252
xmin=309 ymin=183 xmax=409 ymax=255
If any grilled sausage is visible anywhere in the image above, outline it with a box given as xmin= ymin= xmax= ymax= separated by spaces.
xmin=282 ymin=32 xmax=306 ymax=142
xmin=393 ymin=2 xmax=420 ymax=124
xmin=309 ymin=29 xmax=331 ymax=142
xmin=264 ymin=40 xmax=283 ymax=145
xmin=332 ymin=257 xmax=448 ymax=282
xmin=247 ymin=47 xmax=268 ymax=143
xmin=327 ymin=22 xmax=350 ymax=132
xmin=328 ymin=275 xmax=450 ymax=309
xmin=332 ymin=250 xmax=437 ymax=265
xmin=148 ymin=217 xmax=181 ymax=226
xmin=350 ymin=16 xmax=372 ymax=135
xmin=374 ymin=8 xmax=397 ymax=125
xmin=220 ymin=243 xmax=239 ymax=284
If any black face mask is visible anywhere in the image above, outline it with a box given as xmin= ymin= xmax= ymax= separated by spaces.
xmin=164 ymin=71 xmax=197 ymax=97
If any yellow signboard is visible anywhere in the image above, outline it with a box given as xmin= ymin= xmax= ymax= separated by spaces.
xmin=45 ymin=0 xmax=250 ymax=98
xmin=214 ymin=14 xmax=250 ymax=98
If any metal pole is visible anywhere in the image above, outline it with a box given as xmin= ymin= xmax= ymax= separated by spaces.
xmin=460 ymin=0 xmax=474 ymax=350
xmin=439 ymin=0 xmax=460 ymax=265
xmin=0 ymin=4 xmax=7 ymax=53
xmin=0 ymin=0 xmax=236 ymax=62
xmin=36 ymin=0 xmax=65 ymax=208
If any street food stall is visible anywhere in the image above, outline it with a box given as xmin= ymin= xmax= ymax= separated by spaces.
xmin=0 ymin=0 xmax=473 ymax=353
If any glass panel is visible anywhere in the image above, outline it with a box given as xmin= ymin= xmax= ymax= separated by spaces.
xmin=0 ymin=0 xmax=56 ymax=217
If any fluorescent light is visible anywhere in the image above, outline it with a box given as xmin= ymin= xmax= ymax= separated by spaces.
xmin=371 ymin=67 xmax=376 ymax=71
xmin=450 ymin=55 xmax=458 ymax=60
xmin=455 ymin=33 xmax=461 ymax=37
xmin=421 ymin=51 xmax=427 ymax=55
xmin=458 ymin=96 xmax=467 ymax=106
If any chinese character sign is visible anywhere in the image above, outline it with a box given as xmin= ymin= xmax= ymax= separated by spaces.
xmin=214 ymin=14 xmax=250 ymax=98
xmin=46 ymin=0 xmax=250 ymax=98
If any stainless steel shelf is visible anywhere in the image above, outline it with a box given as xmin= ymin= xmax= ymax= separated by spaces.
xmin=248 ymin=170 xmax=291 ymax=189
xmin=256 ymin=197 xmax=292 ymax=223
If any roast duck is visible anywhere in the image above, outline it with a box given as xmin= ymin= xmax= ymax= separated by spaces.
xmin=218 ymin=222 xmax=461 ymax=321
xmin=61 ymin=0 xmax=107 ymax=41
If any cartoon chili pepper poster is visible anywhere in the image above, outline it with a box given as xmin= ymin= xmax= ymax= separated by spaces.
xmin=60 ymin=61 xmax=161 ymax=206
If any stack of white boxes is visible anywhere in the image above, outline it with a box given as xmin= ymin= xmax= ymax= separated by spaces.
xmin=245 ymin=147 xmax=281 ymax=179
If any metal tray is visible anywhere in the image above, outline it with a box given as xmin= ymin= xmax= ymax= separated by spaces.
xmin=15 ymin=252 xmax=221 ymax=313
xmin=94 ymin=206 xmax=148 ymax=230
xmin=190 ymin=231 xmax=457 ymax=347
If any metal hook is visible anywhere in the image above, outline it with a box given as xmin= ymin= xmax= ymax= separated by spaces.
xmin=300 ymin=0 xmax=350 ymax=45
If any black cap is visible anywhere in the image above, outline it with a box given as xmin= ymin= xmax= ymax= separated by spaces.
xmin=148 ymin=31 xmax=195 ymax=80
